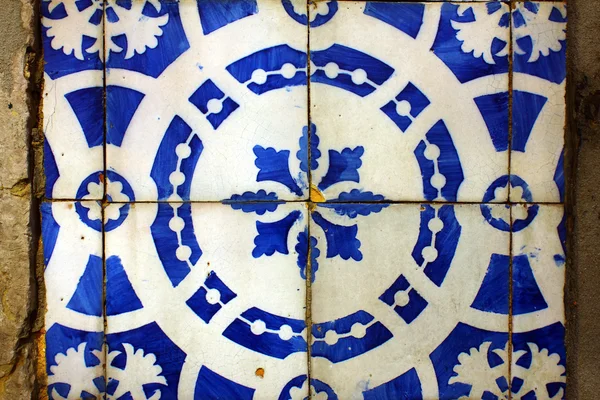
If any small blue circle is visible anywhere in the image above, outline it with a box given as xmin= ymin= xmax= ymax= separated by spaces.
xmin=282 ymin=0 xmax=338 ymax=27
xmin=481 ymin=175 xmax=539 ymax=232
xmin=279 ymin=376 xmax=338 ymax=400
xmin=75 ymin=170 xmax=135 ymax=232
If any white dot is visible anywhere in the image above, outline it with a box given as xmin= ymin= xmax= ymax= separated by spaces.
xmin=205 ymin=288 xmax=221 ymax=305
xmin=422 ymin=246 xmax=438 ymax=262
xmin=281 ymin=63 xmax=296 ymax=79
xmin=251 ymin=69 xmax=267 ymax=85
xmin=278 ymin=325 xmax=294 ymax=341
xmin=176 ymin=143 xmax=191 ymax=159
xmin=167 ymin=198 xmax=183 ymax=210
xmin=206 ymin=98 xmax=223 ymax=114
xmin=324 ymin=330 xmax=338 ymax=345
xmin=251 ymin=320 xmax=266 ymax=335
xmin=169 ymin=171 xmax=185 ymax=186
xmin=168 ymin=194 xmax=183 ymax=204
xmin=350 ymin=323 xmax=366 ymax=339
xmin=396 ymin=100 xmax=411 ymax=116
xmin=324 ymin=62 xmax=339 ymax=79
xmin=428 ymin=217 xmax=444 ymax=233
xmin=169 ymin=216 xmax=185 ymax=232
xmin=424 ymin=144 xmax=440 ymax=160
xmin=431 ymin=173 xmax=446 ymax=190
xmin=351 ymin=68 xmax=367 ymax=85
xmin=394 ymin=290 xmax=410 ymax=307
xmin=176 ymin=245 xmax=192 ymax=261
xmin=309 ymin=61 xmax=317 ymax=75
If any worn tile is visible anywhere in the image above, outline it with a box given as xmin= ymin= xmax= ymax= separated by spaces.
xmin=309 ymin=203 xmax=511 ymax=398
xmin=39 ymin=0 xmax=569 ymax=397
xmin=105 ymin=0 xmax=309 ymax=202
xmin=41 ymin=0 xmax=105 ymax=200
xmin=104 ymin=202 xmax=309 ymax=398
xmin=309 ymin=2 xmax=510 ymax=202
xmin=511 ymin=204 xmax=566 ymax=399
xmin=510 ymin=2 xmax=567 ymax=203
xmin=41 ymin=202 xmax=105 ymax=398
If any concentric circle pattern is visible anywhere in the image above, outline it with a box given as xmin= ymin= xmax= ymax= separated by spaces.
xmin=41 ymin=1 xmax=567 ymax=399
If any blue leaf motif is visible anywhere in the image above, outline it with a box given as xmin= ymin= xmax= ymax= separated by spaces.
xmin=312 ymin=211 xmax=362 ymax=261
xmin=225 ymin=190 xmax=281 ymax=215
xmin=253 ymin=211 xmax=301 ymax=258
xmin=322 ymin=189 xmax=388 ymax=218
xmin=254 ymin=145 xmax=303 ymax=196
xmin=297 ymin=123 xmax=321 ymax=173
xmin=296 ymin=229 xmax=320 ymax=282
xmin=318 ymin=147 xmax=364 ymax=191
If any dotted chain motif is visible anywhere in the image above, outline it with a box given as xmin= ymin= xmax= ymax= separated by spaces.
xmin=169 ymin=139 xmax=196 ymax=263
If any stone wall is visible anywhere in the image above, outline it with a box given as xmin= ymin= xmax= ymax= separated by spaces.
xmin=0 ymin=0 xmax=39 ymax=398
xmin=0 ymin=0 xmax=598 ymax=398
xmin=566 ymin=0 xmax=600 ymax=398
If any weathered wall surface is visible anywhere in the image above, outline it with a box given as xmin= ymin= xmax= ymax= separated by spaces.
xmin=0 ymin=0 xmax=38 ymax=398
xmin=567 ymin=0 xmax=600 ymax=398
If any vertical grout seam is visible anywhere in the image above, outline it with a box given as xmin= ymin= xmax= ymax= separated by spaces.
xmin=101 ymin=2 xmax=108 ymax=396
xmin=507 ymin=2 xmax=515 ymax=398
xmin=305 ymin=0 xmax=313 ymax=397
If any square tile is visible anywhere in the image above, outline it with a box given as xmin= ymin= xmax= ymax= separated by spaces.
xmin=309 ymin=203 xmax=511 ymax=399
xmin=104 ymin=202 xmax=309 ymax=398
xmin=309 ymin=2 xmax=510 ymax=202
xmin=511 ymin=204 xmax=566 ymax=398
xmin=42 ymin=1 xmax=105 ymax=199
xmin=105 ymin=0 xmax=310 ymax=202
xmin=41 ymin=202 xmax=105 ymax=398
xmin=510 ymin=2 xmax=567 ymax=203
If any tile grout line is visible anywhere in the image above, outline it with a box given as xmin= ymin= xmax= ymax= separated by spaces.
xmin=305 ymin=0 xmax=313 ymax=396
xmin=508 ymin=204 xmax=514 ymax=400
xmin=101 ymin=3 xmax=108 ymax=395
xmin=507 ymin=0 xmax=514 ymax=205
xmin=507 ymin=3 xmax=514 ymax=399
xmin=40 ymin=199 xmax=567 ymax=206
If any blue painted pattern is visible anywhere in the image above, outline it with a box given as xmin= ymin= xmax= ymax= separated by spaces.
xmin=42 ymin=1 xmax=567 ymax=398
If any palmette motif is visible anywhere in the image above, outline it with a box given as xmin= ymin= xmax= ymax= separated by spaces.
xmin=42 ymin=1 xmax=566 ymax=399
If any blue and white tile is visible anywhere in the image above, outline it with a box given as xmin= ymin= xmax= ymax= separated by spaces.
xmin=511 ymin=204 xmax=566 ymax=399
xmin=42 ymin=0 xmax=105 ymax=199
xmin=104 ymin=202 xmax=309 ymax=398
xmin=309 ymin=2 xmax=510 ymax=202
xmin=510 ymin=2 xmax=567 ymax=203
xmin=309 ymin=203 xmax=511 ymax=399
xmin=105 ymin=0 xmax=309 ymax=202
xmin=41 ymin=201 xmax=105 ymax=399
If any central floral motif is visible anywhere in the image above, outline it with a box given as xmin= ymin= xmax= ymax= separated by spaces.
xmin=226 ymin=124 xmax=388 ymax=281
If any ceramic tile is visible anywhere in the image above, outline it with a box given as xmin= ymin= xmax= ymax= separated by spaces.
xmin=310 ymin=203 xmax=511 ymax=398
xmin=41 ymin=201 xmax=105 ymax=398
xmin=510 ymin=2 xmax=567 ymax=203
xmin=104 ymin=202 xmax=309 ymax=398
xmin=41 ymin=1 xmax=105 ymax=200
xmin=40 ymin=1 xmax=569 ymax=398
xmin=309 ymin=2 xmax=510 ymax=202
xmin=105 ymin=0 xmax=309 ymax=202
xmin=511 ymin=204 xmax=566 ymax=399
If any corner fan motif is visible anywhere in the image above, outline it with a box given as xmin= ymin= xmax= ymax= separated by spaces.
xmin=43 ymin=0 xmax=168 ymax=61
xmin=41 ymin=0 xmax=567 ymax=399
xmin=453 ymin=2 xmax=567 ymax=64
